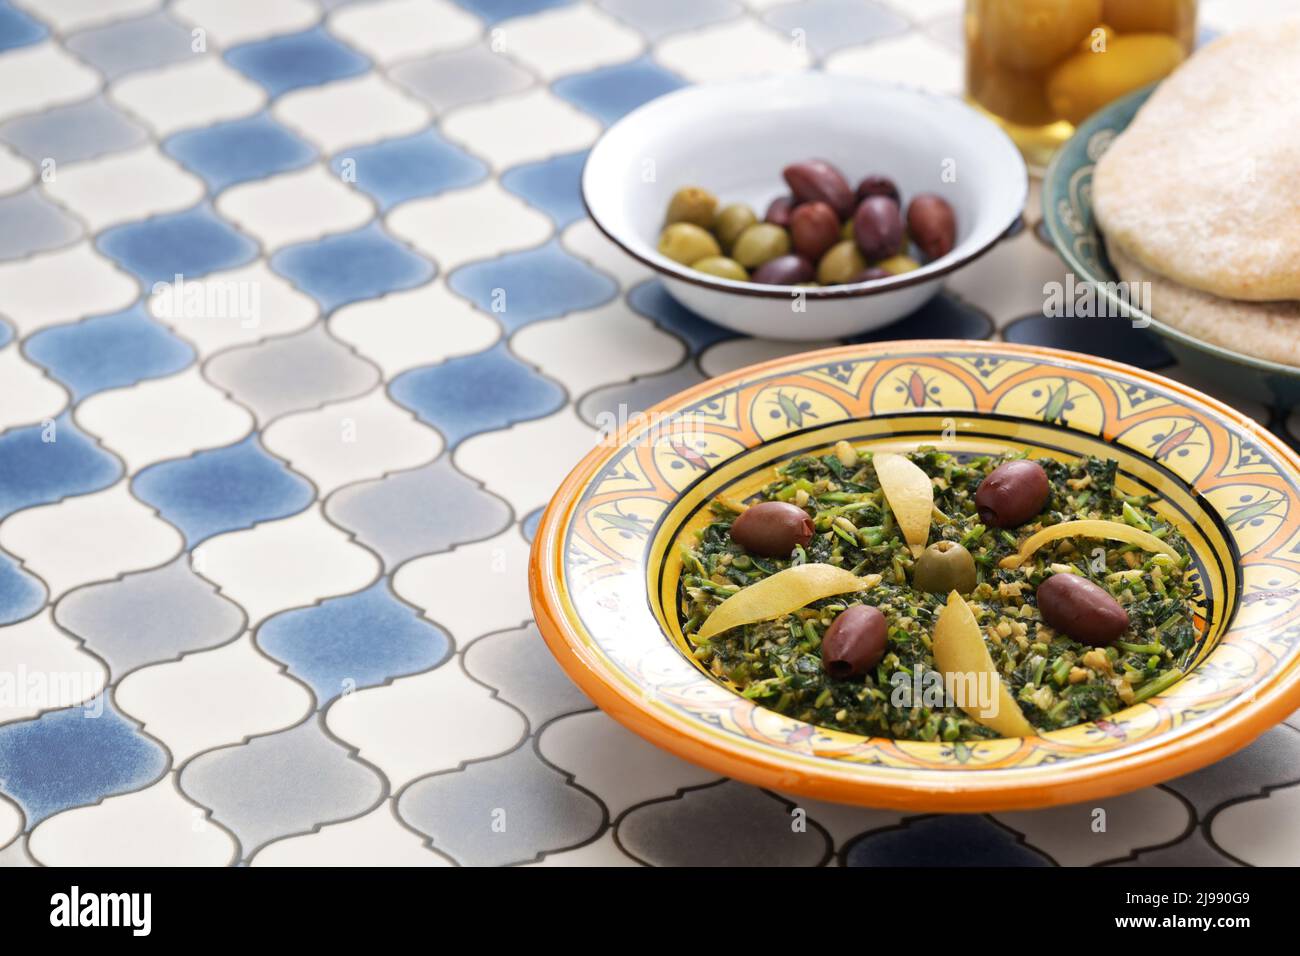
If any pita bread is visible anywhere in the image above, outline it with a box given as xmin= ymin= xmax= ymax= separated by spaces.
xmin=1092 ymin=19 xmax=1300 ymax=302
xmin=1108 ymin=241 xmax=1300 ymax=367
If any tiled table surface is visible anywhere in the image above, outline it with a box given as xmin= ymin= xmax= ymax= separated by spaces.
xmin=1 ymin=0 xmax=1299 ymax=868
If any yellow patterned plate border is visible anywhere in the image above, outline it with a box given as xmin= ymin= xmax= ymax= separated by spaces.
xmin=529 ymin=341 xmax=1300 ymax=810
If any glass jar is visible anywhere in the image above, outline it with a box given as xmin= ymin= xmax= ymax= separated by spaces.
xmin=965 ymin=0 xmax=1197 ymax=171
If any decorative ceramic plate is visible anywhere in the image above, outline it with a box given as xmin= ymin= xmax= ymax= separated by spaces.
xmin=1042 ymin=85 xmax=1300 ymax=409
xmin=529 ymin=340 xmax=1300 ymax=811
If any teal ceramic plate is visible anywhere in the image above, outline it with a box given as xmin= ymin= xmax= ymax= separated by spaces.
xmin=1041 ymin=85 xmax=1300 ymax=410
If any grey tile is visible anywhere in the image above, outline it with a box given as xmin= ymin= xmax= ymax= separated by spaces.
xmin=324 ymin=455 xmax=512 ymax=570
xmin=1164 ymin=725 xmax=1300 ymax=816
xmin=617 ymin=781 xmax=830 ymax=866
xmin=598 ymin=0 xmax=740 ymax=40
xmin=389 ymin=45 xmax=532 ymax=114
xmin=55 ymin=555 xmax=245 ymax=681
xmin=0 ymin=95 xmax=148 ymax=165
xmin=576 ymin=360 xmax=707 ymax=429
xmin=462 ymin=624 xmax=591 ymax=727
xmin=204 ymin=324 xmax=380 ymax=424
xmin=65 ymin=12 xmax=195 ymax=81
xmin=179 ymin=719 xmax=384 ymax=857
xmin=397 ymin=745 xmax=604 ymax=866
xmin=1113 ymin=829 xmax=1238 ymax=867
xmin=763 ymin=0 xmax=909 ymax=59
xmin=0 ymin=188 xmax=81 ymax=259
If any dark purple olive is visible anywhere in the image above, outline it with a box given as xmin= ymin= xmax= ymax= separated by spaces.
xmin=783 ymin=160 xmax=855 ymax=220
xmin=822 ymin=605 xmax=887 ymax=678
xmin=1036 ymin=573 xmax=1130 ymax=647
xmin=852 ymin=195 xmax=904 ymax=261
xmin=764 ymin=196 xmax=797 ymax=228
xmin=846 ymin=266 xmax=892 ymax=283
xmin=907 ymin=194 xmax=957 ymax=261
xmin=855 ymin=175 xmax=900 ymax=204
xmin=729 ymin=501 xmax=813 ymax=557
xmin=788 ymin=200 xmax=840 ymax=261
xmin=975 ymin=460 xmax=1050 ymax=528
xmin=751 ymin=254 xmax=815 ymax=285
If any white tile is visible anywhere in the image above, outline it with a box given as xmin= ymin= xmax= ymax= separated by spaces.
xmin=273 ymin=74 xmax=429 ymax=154
xmin=0 ymin=483 xmax=182 ymax=599
xmin=148 ymin=261 xmax=319 ymax=357
xmin=328 ymin=0 xmax=481 ymax=65
xmin=251 ymin=803 xmax=450 ymax=866
xmin=1201 ymin=0 xmax=1300 ymax=31
xmin=328 ymin=279 xmax=500 ymax=379
xmin=385 ymin=179 xmax=551 ymax=271
xmin=216 ymin=165 xmax=373 ymax=250
xmin=75 ymin=367 xmax=253 ymax=474
xmin=116 ymin=634 xmax=312 ymax=763
xmin=261 ymin=390 xmax=443 ymax=496
xmin=0 ymin=146 xmax=33 ymax=196
xmin=194 ymin=505 xmax=379 ymax=625
xmin=454 ymin=410 xmax=598 ymax=516
xmin=699 ymin=336 xmax=838 ymax=377
xmin=0 ymin=346 xmax=68 ymax=434
xmin=13 ymin=0 xmax=160 ymax=33
xmin=0 ymin=242 xmax=138 ymax=338
xmin=876 ymin=0 xmax=962 ymax=21
xmin=499 ymin=5 xmax=643 ymax=80
xmin=560 ymin=218 xmax=653 ymax=288
xmin=825 ymin=32 xmax=963 ymax=93
xmin=172 ymin=0 xmax=319 ymax=47
xmin=110 ymin=57 xmax=266 ymax=137
xmin=325 ymin=662 xmax=525 ymax=790
xmin=0 ymin=610 xmax=107 ymax=724
xmin=29 ymin=777 xmax=236 ymax=867
xmin=43 ymin=145 xmax=205 ymax=233
xmin=0 ymin=43 xmax=101 ymax=124
xmin=655 ymin=18 xmax=810 ymax=83
xmin=441 ymin=88 xmax=599 ymax=169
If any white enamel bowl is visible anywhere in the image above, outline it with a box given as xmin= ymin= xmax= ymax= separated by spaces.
xmin=582 ymin=73 xmax=1028 ymax=340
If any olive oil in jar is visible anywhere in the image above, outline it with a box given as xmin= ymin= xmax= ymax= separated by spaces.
xmin=965 ymin=0 xmax=1196 ymax=171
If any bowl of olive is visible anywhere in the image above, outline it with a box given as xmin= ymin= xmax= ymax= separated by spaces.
xmin=582 ymin=73 xmax=1027 ymax=340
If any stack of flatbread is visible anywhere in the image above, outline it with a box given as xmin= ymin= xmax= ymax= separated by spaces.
xmin=1091 ymin=19 xmax=1300 ymax=367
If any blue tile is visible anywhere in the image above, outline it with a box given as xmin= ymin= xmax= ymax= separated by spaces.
xmin=552 ymin=56 xmax=686 ymax=124
xmin=132 ymin=435 xmax=314 ymax=547
xmin=331 ymin=130 xmax=486 ymax=212
xmin=449 ymin=239 xmax=616 ymax=333
xmin=848 ymin=292 xmax=995 ymax=344
xmin=626 ymin=279 xmax=737 ymax=354
xmin=63 ymin=11 xmax=193 ymax=80
xmin=24 ymin=304 xmax=194 ymax=400
xmin=259 ymin=579 xmax=451 ymax=705
xmin=500 ymin=150 xmax=587 ymax=228
xmin=0 ymin=1 xmax=45 ymax=52
xmin=97 ymin=204 xmax=258 ymax=286
xmin=0 ymin=697 xmax=167 ymax=827
xmin=0 ymin=319 xmax=12 ymax=348
xmin=164 ymin=113 xmax=316 ymax=192
xmin=0 ymin=188 xmax=80 ymax=260
xmin=1002 ymin=314 xmax=1175 ymax=369
xmin=226 ymin=26 xmax=370 ymax=97
xmin=844 ymin=815 xmax=1054 ymax=867
xmin=764 ymin=0 xmax=908 ymax=58
xmin=270 ymin=222 xmax=435 ymax=313
xmin=0 ymin=549 xmax=45 ymax=626
xmin=452 ymin=0 xmax=571 ymax=25
xmin=0 ymin=413 xmax=121 ymax=520
xmin=599 ymin=0 xmax=738 ymax=41
xmin=520 ymin=506 xmax=543 ymax=543
xmin=389 ymin=341 xmax=565 ymax=447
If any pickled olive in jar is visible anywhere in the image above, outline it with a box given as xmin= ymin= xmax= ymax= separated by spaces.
xmin=980 ymin=0 xmax=1104 ymax=71
xmin=1104 ymin=0 xmax=1189 ymax=36
xmin=821 ymin=605 xmax=888 ymax=678
xmin=751 ymin=254 xmax=814 ymax=285
xmin=658 ymin=223 xmax=720 ymax=265
xmin=731 ymin=223 xmax=792 ymax=268
xmin=1047 ymin=33 xmax=1186 ymax=126
xmin=975 ymin=460 xmax=1050 ymax=528
xmin=783 ymin=160 xmax=855 ymax=220
xmin=855 ymin=175 xmax=900 ymax=205
xmin=906 ymin=194 xmax=957 ymax=261
xmin=714 ymin=203 xmax=757 ymax=251
xmin=816 ymin=240 xmax=867 ymax=285
xmin=1035 ymin=573 xmax=1130 ymax=647
xmin=912 ymin=541 xmax=978 ymax=595
xmin=966 ymin=53 xmax=1058 ymax=127
xmin=728 ymin=501 xmax=814 ymax=557
xmin=692 ymin=256 xmax=749 ymax=281
xmin=789 ymin=201 xmax=841 ymax=261
xmin=853 ymin=196 xmax=904 ymax=261
xmin=665 ymin=187 xmax=718 ymax=228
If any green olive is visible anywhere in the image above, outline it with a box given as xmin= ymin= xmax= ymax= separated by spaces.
xmin=912 ymin=540 xmax=978 ymax=595
xmin=840 ymin=218 xmax=855 ymax=241
xmin=665 ymin=187 xmax=718 ymax=228
xmin=692 ymin=255 xmax=749 ymax=281
xmin=817 ymin=239 xmax=866 ymax=285
xmin=731 ymin=223 xmax=791 ymax=269
xmin=713 ymin=203 xmax=758 ymax=251
xmin=659 ymin=223 xmax=720 ymax=265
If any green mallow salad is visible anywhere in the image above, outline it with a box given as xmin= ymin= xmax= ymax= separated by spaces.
xmin=680 ymin=442 xmax=1197 ymax=741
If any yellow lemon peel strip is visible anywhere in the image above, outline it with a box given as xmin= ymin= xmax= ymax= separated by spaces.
xmin=998 ymin=519 xmax=1180 ymax=570
xmin=932 ymin=591 xmax=1037 ymax=738
xmin=873 ymin=452 xmax=933 ymax=558
xmin=696 ymin=564 xmax=881 ymax=641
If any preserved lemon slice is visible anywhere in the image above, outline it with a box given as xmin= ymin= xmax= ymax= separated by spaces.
xmin=932 ymin=591 xmax=1036 ymax=738
xmin=695 ymin=564 xmax=881 ymax=641
xmin=999 ymin=519 xmax=1180 ymax=569
xmin=873 ymin=452 xmax=933 ymax=557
